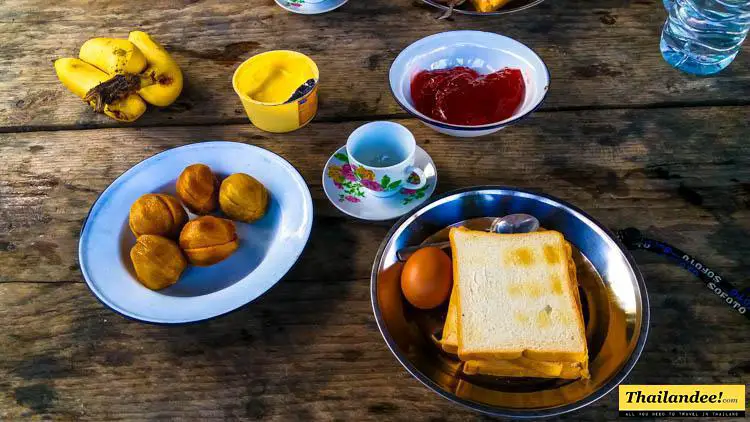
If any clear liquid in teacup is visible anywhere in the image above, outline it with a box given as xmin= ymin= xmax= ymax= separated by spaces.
xmin=350 ymin=136 xmax=409 ymax=168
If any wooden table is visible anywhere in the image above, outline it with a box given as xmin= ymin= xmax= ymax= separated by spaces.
xmin=1 ymin=1 xmax=749 ymax=420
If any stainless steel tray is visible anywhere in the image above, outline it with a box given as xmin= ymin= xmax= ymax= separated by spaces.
xmin=371 ymin=187 xmax=649 ymax=418
xmin=422 ymin=0 xmax=546 ymax=16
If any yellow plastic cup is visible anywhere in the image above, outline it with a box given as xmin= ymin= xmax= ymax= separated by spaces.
xmin=232 ymin=50 xmax=320 ymax=133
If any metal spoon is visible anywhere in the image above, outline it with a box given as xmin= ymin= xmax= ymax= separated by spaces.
xmin=396 ymin=213 xmax=540 ymax=262
xmin=489 ymin=213 xmax=540 ymax=234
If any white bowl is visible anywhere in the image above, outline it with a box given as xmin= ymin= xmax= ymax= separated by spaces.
xmin=79 ymin=141 xmax=313 ymax=324
xmin=389 ymin=31 xmax=549 ymax=138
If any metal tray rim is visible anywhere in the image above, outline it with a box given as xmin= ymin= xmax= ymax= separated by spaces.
xmin=370 ymin=185 xmax=650 ymax=418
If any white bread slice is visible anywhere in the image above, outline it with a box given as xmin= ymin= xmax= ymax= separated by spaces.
xmin=510 ymin=356 xmax=563 ymax=376
xmin=463 ymin=359 xmax=589 ymax=379
xmin=451 ymin=227 xmax=588 ymax=363
xmin=440 ymin=285 xmax=459 ymax=354
xmin=444 ymin=273 xmax=590 ymax=379
xmin=443 ymin=289 xmax=590 ymax=378
xmin=441 ymin=245 xmax=584 ymax=359
xmin=441 ymin=228 xmax=590 ymax=379
xmin=441 ymin=236 xmax=590 ymax=379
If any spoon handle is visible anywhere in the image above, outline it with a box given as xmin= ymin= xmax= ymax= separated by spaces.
xmin=395 ymin=214 xmax=540 ymax=262
xmin=397 ymin=241 xmax=450 ymax=262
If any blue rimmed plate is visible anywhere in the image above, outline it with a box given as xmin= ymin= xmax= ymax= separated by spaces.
xmin=79 ymin=141 xmax=313 ymax=324
xmin=275 ymin=0 xmax=348 ymax=14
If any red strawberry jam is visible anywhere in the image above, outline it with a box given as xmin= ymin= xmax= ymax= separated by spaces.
xmin=410 ymin=66 xmax=525 ymax=126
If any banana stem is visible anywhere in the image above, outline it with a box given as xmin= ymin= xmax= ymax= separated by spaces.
xmin=84 ymin=74 xmax=142 ymax=112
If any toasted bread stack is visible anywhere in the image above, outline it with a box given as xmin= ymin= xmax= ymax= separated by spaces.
xmin=441 ymin=227 xmax=590 ymax=379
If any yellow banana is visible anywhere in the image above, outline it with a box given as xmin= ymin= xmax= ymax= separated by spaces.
xmin=54 ymin=58 xmax=108 ymax=98
xmin=128 ymin=31 xmax=183 ymax=107
xmin=54 ymin=58 xmax=146 ymax=122
xmin=79 ymin=38 xmax=147 ymax=75
xmin=56 ymin=32 xmax=181 ymax=122
xmin=104 ymin=94 xmax=148 ymax=123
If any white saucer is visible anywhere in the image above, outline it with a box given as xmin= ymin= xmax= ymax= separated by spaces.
xmin=275 ymin=0 xmax=348 ymax=14
xmin=322 ymin=145 xmax=437 ymax=221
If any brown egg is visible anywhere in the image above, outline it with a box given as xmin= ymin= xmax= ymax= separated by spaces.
xmin=176 ymin=164 xmax=219 ymax=214
xmin=129 ymin=193 xmax=188 ymax=238
xmin=219 ymin=173 xmax=269 ymax=222
xmin=401 ymin=247 xmax=452 ymax=309
xmin=130 ymin=235 xmax=187 ymax=290
xmin=179 ymin=216 xmax=239 ymax=266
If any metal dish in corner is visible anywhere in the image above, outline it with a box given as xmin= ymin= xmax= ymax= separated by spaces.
xmin=370 ymin=186 xmax=649 ymax=418
xmin=422 ymin=0 xmax=546 ymax=16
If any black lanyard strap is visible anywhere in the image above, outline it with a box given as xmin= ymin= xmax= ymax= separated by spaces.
xmin=617 ymin=227 xmax=750 ymax=321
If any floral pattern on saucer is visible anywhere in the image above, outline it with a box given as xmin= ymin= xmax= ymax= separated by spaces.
xmin=328 ymin=152 xmax=429 ymax=204
xmin=401 ymin=185 xmax=430 ymax=205
xmin=322 ymin=145 xmax=437 ymax=221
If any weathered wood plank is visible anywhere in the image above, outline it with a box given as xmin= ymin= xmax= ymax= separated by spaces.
xmin=1 ymin=1 xmax=748 ymax=420
xmin=1 ymin=108 xmax=749 ymax=284
xmin=0 ymin=264 xmax=748 ymax=421
xmin=0 ymin=0 xmax=748 ymax=130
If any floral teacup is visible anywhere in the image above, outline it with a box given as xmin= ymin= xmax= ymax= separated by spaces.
xmin=345 ymin=121 xmax=426 ymax=198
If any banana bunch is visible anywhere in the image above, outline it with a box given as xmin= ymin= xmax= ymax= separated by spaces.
xmin=54 ymin=31 xmax=183 ymax=122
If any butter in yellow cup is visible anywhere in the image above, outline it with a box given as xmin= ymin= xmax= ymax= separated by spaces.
xmin=232 ymin=50 xmax=320 ymax=133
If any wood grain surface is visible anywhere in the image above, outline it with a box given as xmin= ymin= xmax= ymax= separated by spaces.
xmin=0 ymin=0 xmax=749 ymax=130
xmin=1 ymin=0 xmax=750 ymax=420
xmin=2 ymin=109 xmax=750 ymax=284
xmin=0 ymin=268 xmax=747 ymax=421
xmin=1 ymin=110 xmax=749 ymax=420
